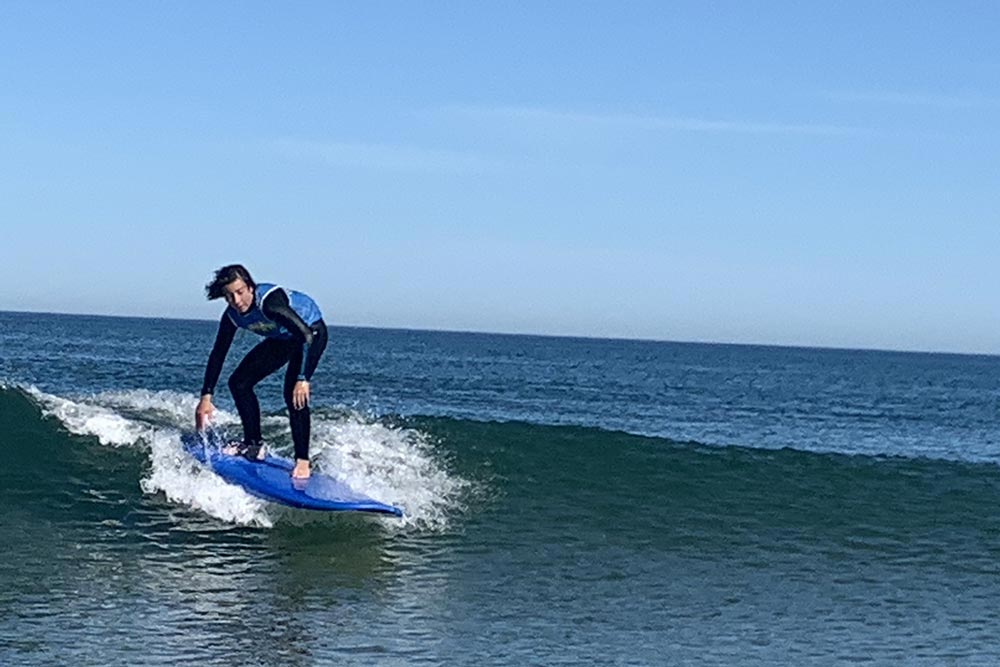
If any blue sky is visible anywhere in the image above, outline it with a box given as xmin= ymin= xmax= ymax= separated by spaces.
xmin=2 ymin=2 xmax=999 ymax=353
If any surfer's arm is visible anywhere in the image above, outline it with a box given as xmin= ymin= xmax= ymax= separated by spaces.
xmin=200 ymin=313 xmax=237 ymax=396
xmin=196 ymin=315 xmax=236 ymax=430
xmin=261 ymin=289 xmax=318 ymax=381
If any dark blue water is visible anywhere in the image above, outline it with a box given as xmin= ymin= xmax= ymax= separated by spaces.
xmin=3 ymin=310 xmax=1000 ymax=665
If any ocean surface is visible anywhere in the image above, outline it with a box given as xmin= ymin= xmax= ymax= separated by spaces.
xmin=3 ymin=310 xmax=1000 ymax=665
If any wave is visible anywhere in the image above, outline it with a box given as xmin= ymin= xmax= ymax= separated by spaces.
xmin=401 ymin=415 xmax=1000 ymax=563
xmin=5 ymin=383 xmax=1000 ymax=559
xmin=0 ymin=384 xmax=471 ymax=530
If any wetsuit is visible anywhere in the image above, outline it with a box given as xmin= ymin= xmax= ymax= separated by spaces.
xmin=201 ymin=284 xmax=328 ymax=461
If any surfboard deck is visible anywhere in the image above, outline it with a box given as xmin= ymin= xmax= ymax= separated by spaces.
xmin=181 ymin=431 xmax=403 ymax=516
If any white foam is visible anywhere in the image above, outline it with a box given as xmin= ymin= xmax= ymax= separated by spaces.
xmin=26 ymin=386 xmax=272 ymax=526
xmin=25 ymin=386 xmax=471 ymax=531
xmin=28 ymin=386 xmax=155 ymax=447
xmin=309 ymin=412 xmax=471 ymax=531
xmin=141 ymin=429 xmax=273 ymax=527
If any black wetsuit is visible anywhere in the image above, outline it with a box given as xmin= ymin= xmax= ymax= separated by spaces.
xmin=201 ymin=289 xmax=328 ymax=460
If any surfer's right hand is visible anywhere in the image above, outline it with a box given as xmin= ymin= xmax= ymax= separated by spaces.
xmin=195 ymin=395 xmax=215 ymax=431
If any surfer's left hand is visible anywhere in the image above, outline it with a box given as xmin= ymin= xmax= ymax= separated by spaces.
xmin=292 ymin=380 xmax=310 ymax=410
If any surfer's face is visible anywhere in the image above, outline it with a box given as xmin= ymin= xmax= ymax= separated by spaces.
xmin=223 ymin=278 xmax=254 ymax=314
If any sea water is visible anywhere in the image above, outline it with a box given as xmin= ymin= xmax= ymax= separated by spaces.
xmin=3 ymin=310 xmax=1000 ymax=665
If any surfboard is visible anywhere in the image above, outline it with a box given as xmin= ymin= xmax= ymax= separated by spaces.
xmin=181 ymin=431 xmax=403 ymax=516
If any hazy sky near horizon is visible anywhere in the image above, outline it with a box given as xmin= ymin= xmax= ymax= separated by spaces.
xmin=2 ymin=3 xmax=999 ymax=353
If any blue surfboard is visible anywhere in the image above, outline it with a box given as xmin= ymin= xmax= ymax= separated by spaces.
xmin=182 ymin=431 xmax=403 ymax=516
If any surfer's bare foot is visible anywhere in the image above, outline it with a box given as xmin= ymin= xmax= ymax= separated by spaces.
xmin=292 ymin=459 xmax=311 ymax=479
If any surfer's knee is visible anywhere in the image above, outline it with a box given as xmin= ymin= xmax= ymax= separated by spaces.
xmin=228 ymin=373 xmax=252 ymax=397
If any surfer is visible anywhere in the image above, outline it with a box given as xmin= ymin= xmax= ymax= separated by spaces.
xmin=195 ymin=264 xmax=328 ymax=480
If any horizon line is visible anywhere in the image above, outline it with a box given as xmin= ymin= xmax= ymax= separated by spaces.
xmin=1 ymin=308 xmax=995 ymax=360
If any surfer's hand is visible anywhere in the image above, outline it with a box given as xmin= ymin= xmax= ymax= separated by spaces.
xmin=292 ymin=380 xmax=310 ymax=410
xmin=195 ymin=395 xmax=215 ymax=431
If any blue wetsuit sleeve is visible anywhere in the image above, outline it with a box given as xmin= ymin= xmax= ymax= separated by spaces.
xmin=261 ymin=288 xmax=316 ymax=380
xmin=201 ymin=313 xmax=237 ymax=396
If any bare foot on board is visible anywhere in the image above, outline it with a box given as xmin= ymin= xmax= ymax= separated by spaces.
xmin=292 ymin=459 xmax=311 ymax=480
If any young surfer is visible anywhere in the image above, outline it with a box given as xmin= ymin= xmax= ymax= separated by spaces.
xmin=195 ymin=264 xmax=328 ymax=480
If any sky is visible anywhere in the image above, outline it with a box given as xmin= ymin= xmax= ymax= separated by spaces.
xmin=2 ymin=2 xmax=999 ymax=353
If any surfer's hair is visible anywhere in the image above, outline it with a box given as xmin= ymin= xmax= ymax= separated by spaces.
xmin=206 ymin=264 xmax=256 ymax=300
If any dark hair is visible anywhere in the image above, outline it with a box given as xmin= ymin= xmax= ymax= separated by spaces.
xmin=206 ymin=264 xmax=256 ymax=300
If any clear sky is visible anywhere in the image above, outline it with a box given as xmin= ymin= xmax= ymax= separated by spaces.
xmin=2 ymin=2 xmax=999 ymax=353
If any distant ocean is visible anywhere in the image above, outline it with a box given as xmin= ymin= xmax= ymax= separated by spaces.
xmin=3 ymin=310 xmax=1000 ymax=665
